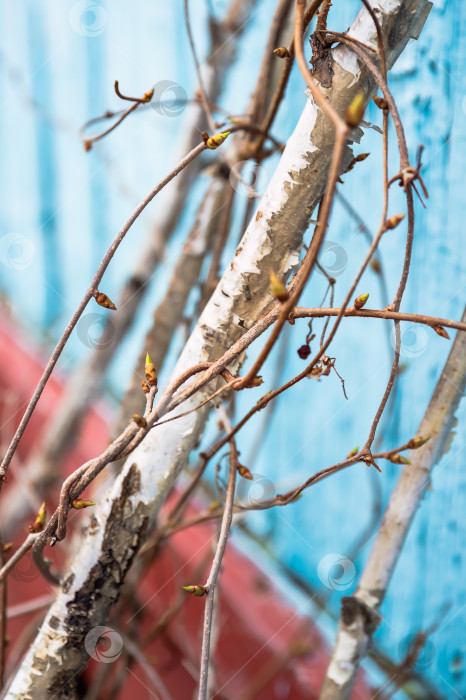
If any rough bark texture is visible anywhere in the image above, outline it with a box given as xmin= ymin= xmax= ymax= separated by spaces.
xmin=319 ymin=307 xmax=466 ymax=700
xmin=6 ymin=2 xmax=432 ymax=697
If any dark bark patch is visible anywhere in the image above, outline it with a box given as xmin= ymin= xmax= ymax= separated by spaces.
xmin=310 ymin=34 xmax=334 ymax=88
xmin=341 ymin=596 xmax=380 ymax=636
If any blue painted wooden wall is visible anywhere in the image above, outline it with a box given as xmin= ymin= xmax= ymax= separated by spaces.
xmin=0 ymin=1 xmax=465 ymax=696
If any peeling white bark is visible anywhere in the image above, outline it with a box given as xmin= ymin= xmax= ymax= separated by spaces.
xmin=6 ymin=2 xmax=432 ymax=697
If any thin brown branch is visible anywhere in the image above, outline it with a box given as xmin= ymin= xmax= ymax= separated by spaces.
xmin=0 ymin=141 xmax=207 ymax=489
xmin=82 ymin=100 xmax=140 ymax=151
xmin=235 ymin=0 xmax=349 ymax=389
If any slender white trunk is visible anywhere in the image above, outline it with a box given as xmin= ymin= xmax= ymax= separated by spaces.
xmin=320 ymin=306 xmax=466 ymax=699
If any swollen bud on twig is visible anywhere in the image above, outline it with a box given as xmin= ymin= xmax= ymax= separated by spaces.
xmin=208 ymin=500 xmax=222 ymax=512
xmin=273 ymin=47 xmax=290 ymax=58
xmin=354 ymin=293 xmax=369 ymax=309
xmin=345 ymin=92 xmax=366 ymax=127
xmin=390 ymin=454 xmax=411 ymax=465
xmin=269 ymin=269 xmax=289 ymax=302
xmin=132 ymin=413 xmax=147 ymax=428
xmin=83 ymin=140 xmax=92 ymax=153
xmin=94 ymin=290 xmax=117 ymax=311
xmin=372 ymin=94 xmax=388 ymax=110
xmin=384 ymin=213 xmax=405 ymax=230
xmin=238 ymin=464 xmax=253 ymax=480
xmin=71 ymin=499 xmax=95 ymax=510
xmin=370 ymin=258 xmax=382 ymax=274
xmin=244 ymin=376 xmax=264 ymax=388
xmin=141 ymin=380 xmax=150 ymax=394
xmin=204 ymin=131 xmax=231 ymax=150
xmin=433 ymin=325 xmax=450 ymax=340
xmin=344 ymin=152 xmax=370 ymax=174
xmin=29 ymin=502 xmax=46 ymax=533
xmin=347 ymin=446 xmax=359 ymax=458
xmin=408 ymin=436 xmax=431 ymax=449
xmin=145 ymin=353 xmax=158 ymax=387
xmin=182 ymin=585 xmax=207 ymax=597
xmin=141 ymin=88 xmax=154 ymax=103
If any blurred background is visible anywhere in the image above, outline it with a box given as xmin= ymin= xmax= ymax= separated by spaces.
xmin=0 ymin=1 xmax=465 ymax=697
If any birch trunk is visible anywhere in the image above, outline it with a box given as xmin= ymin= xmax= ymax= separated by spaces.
xmin=5 ymin=2 xmax=431 ymax=696
xmin=320 ymin=306 xmax=466 ymax=700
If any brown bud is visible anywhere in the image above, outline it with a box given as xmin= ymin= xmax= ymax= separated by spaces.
xmin=390 ymin=454 xmax=411 ymax=465
xmin=71 ymin=499 xmax=95 ymax=510
xmin=207 ymin=500 xmax=222 ymax=512
xmin=182 ymin=585 xmax=207 ymax=597
xmin=94 ymin=290 xmax=117 ymax=311
xmin=384 ymin=213 xmax=405 ymax=230
xmin=141 ymin=380 xmax=150 ymax=394
xmin=141 ymin=88 xmax=154 ymax=103
xmin=354 ymin=152 xmax=370 ymax=163
xmin=346 ymin=152 xmax=371 ymax=173
xmin=238 ymin=464 xmax=253 ymax=480
xmin=145 ymin=352 xmax=158 ymax=387
xmin=372 ymin=95 xmax=388 ymax=110
xmin=244 ymin=376 xmax=264 ymax=388
xmin=354 ymin=293 xmax=369 ymax=309
xmin=83 ymin=140 xmax=92 ymax=152
xmin=370 ymin=258 xmax=382 ymax=274
xmin=433 ymin=325 xmax=450 ymax=340
xmin=3 ymin=542 xmax=13 ymax=553
xmin=345 ymin=92 xmax=366 ymax=127
xmin=269 ymin=269 xmax=289 ymax=302
xmin=408 ymin=436 xmax=431 ymax=449
xmin=273 ymin=47 xmax=290 ymax=59
xmin=289 ymin=640 xmax=313 ymax=656
xmin=132 ymin=413 xmax=147 ymax=428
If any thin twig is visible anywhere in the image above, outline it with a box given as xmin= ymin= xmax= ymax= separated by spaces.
xmin=0 ymin=534 xmax=38 ymax=584
xmin=197 ymin=411 xmax=238 ymax=700
xmin=235 ymin=0 xmax=349 ymax=389
xmin=0 ymin=141 xmax=207 ymax=488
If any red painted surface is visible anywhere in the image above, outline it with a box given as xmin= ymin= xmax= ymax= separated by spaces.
xmin=0 ymin=312 xmax=371 ymax=698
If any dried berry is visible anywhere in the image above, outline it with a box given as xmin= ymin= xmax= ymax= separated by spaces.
xmin=297 ymin=344 xmax=311 ymax=360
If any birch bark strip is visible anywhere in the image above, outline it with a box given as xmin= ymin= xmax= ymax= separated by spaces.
xmin=320 ymin=306 xmax=466 ymax=700
xmin=5 ymin=2 xmax=431 ymax=696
